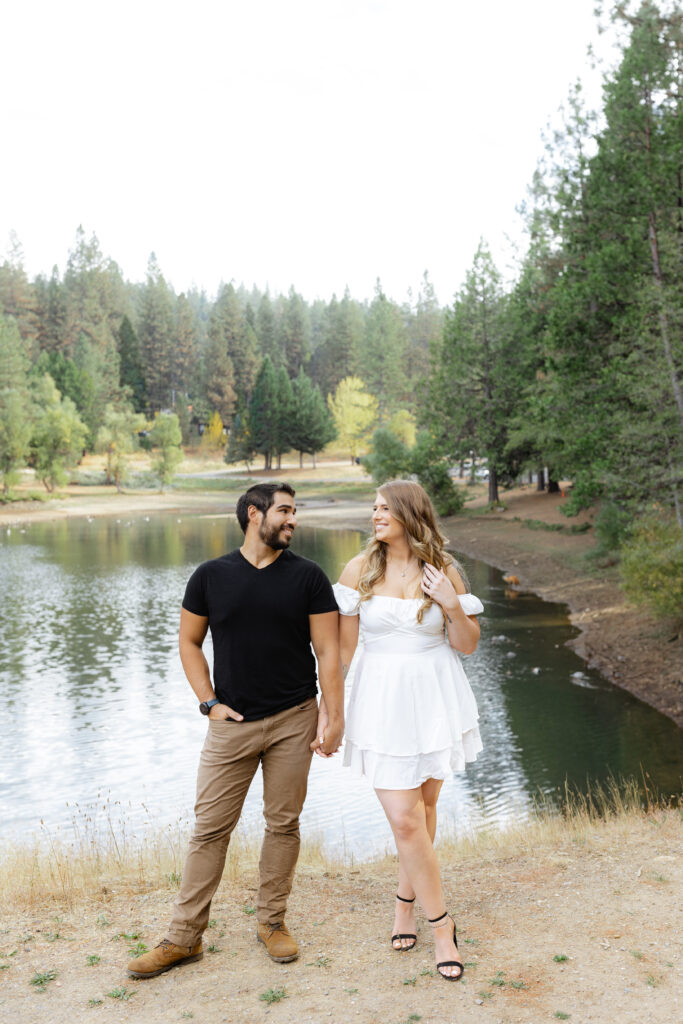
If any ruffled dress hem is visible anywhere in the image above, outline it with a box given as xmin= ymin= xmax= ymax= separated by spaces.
xmin=343 ymin=731 xmax=483 ymax=790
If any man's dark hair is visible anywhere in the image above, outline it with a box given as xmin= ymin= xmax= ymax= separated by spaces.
xmin=235 ymin=482 xmax=296 ymax=533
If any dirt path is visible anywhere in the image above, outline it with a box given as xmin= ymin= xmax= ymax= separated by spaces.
xmin=1 ymin=812 xmax=679 ymax=1024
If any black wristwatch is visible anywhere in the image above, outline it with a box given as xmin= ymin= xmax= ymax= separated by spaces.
xmin=199 ymin=698 xmax=220 ymax=716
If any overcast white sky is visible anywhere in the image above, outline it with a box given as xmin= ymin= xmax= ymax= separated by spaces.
xmin=2 ymin=0 xmax=613 ymax=305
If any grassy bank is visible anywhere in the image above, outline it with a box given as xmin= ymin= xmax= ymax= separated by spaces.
xmin=0 ymin=777 xmax=672 ymax=913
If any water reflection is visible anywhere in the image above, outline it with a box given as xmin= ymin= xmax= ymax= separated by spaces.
xmin=0 ymin=513 xmax=680 ymax=857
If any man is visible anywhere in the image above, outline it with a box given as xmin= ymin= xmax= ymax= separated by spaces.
xmin=128 ymin=482 xmax=344 ymax=978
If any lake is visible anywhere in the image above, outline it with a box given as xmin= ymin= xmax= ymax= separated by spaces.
xmin=0 ymin=512 xmax=680 ymax=857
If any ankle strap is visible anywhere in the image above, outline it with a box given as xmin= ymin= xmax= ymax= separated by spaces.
xmin=428 ymin=910 xmax=448 ymax=925
xmin=396 ymin=894 xmax=416 ymax=904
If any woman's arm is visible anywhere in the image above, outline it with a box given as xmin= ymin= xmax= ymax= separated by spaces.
xmin=421 ymin=563 xmax=480 ymax=655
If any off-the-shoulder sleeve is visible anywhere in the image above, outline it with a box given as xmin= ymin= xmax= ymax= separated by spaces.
xmin=332 ymin=581 xmax=361 ymax=616
xmin=458 ymin=593 xmax=484 ymax=616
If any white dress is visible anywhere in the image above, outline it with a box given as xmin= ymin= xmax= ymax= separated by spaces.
xmin=333 ymin=583 xmax=484 ymax=790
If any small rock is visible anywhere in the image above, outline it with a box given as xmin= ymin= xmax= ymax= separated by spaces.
xmin=475 ymin=998 xmax=484 ymax=1005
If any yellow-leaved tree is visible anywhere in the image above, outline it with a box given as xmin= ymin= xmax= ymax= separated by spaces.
xmin=200 ymin=411 xmax=225 ymax=452
xmin=327 ymin=376 xmax=378 ymax=465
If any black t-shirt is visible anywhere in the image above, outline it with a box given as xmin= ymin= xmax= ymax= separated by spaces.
xmin=182 ymin=548 xmax=338 ymax=720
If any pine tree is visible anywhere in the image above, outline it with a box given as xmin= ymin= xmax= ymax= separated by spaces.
xmin=290 ymin=373 xmax=336 ymax=467
xmin=255 ymin=293 xmax=281 ymax=366
xmin=62 ymin=227 xmax=125 ymax=436
xmin=204 ymin=297 xmax=237 ymax=423
xmin=361 ymin=281 xmax=408 ymax=423
xmin=225 ymin=399 xmax=255 ymax=471
xmin=0 ymin=311 xmax=30 ymax=391
xmin=249 ymin=356 xmax=279 ymax=469
xmin=424 ymin=243 xmax=509 ymax=504
xmin=117 ymin=315 xmax=147 ymax=412
xmin=137 ymin=253 xmax=176 ymax=412
xmin=280 ymin=287 xmax=310 ymax=377
xmin=34 ymin=266 xmax=67 ymax=354
xmin=0 ymin=232 xmax=38 ymax=358
xmin=540 ymin=1 xmax=683 ymax=517
xmin=407 ymin=272 xmax=444 ymax=383
xmin=209 ymin=284 xmax=259 ymax=402
xmin=173 ymin=294 xmax=199 ymax=404
xmin=311 ymin=289 xmax=363 ymax=398
xmin=274 ymin=365 xmax=294 ymax=469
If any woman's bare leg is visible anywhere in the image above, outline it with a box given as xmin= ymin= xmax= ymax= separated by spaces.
xmin=377 ymin=785 xmax=461 ymax=978
xmin=392 ymin=779 xmax=443 ymax=948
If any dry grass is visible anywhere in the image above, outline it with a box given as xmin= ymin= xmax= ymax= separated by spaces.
xmin=2 ymin=776 xmax=676 ymax=913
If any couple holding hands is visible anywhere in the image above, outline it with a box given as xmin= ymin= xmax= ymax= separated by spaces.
xmin=128 ymin=479 xmax=483 ymax=985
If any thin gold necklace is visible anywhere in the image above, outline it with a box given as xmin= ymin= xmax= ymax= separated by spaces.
xmin=393 ymin=558 xmax=416 ymax=578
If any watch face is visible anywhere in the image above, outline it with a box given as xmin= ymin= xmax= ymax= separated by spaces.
xmin=199 ymin=702 xmax=210 ymax=715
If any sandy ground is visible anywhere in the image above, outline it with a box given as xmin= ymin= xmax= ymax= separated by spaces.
xmin=1 ymin=475 xmax=681 ymax=726
xmin=0 ymin=812 xmax=680 ymax=1024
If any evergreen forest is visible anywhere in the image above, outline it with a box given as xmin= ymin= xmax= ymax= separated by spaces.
xmin=0 ymin=2 xmax=681 ymax=608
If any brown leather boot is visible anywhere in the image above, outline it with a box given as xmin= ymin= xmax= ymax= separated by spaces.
xmin=256 ymin=921 xmax=298 ymax=963
xmin=127 ymin=938 xmax=203 ymax=978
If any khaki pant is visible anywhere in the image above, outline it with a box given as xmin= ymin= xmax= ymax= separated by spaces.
xmin=167 ymin=696 xmax=318 ymax=945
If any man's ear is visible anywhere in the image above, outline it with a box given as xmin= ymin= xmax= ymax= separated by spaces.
xmin=247 ymin=503 xmax=262 ymax=526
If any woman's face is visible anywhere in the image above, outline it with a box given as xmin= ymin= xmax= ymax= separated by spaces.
xmin=372 ymin=491 xmax=405 ymax=544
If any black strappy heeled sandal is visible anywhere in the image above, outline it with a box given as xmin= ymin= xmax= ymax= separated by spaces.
xmin=428 ymin=911 xmax=464 ymax=981
xmin=391 ymin=894 xmax=417 ymax=951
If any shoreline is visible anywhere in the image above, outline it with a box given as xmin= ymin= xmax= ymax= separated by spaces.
xmin=2 ymin=484 xmax=681 ymax=727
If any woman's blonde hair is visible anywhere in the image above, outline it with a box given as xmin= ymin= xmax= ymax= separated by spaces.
xmin=358 ymin=479 xmax=468 ymax=622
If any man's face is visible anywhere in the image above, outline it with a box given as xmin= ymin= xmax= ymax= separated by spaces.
xmin=256 ymin=492 xmax=297 ymax=550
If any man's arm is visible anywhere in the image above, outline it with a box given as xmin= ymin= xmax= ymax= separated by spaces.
xmin=179 ymin=608 xmax=244 ymax=721
xmin=309 ymin=610 xmax=344 ymax=756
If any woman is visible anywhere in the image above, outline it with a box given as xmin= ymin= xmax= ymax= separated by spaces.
xmin=333 ymin=479 xmax=483 ymax=981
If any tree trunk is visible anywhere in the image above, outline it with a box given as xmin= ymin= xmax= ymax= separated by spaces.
xmin=299 ymin=451 xmax=303 ymax=468
xmin=312 ymin=451 xmax=317 ymax=468
xmin=459 ymin=460 xmax=465 ymax=479
xmin=488 ymin=466 xmax=499 ymax=504
xmin=536 ymin=466 xmax=546 ymax=491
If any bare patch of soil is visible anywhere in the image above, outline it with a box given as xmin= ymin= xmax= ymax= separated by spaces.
xmin=1 ymin=812 xmax=679 ymax=1024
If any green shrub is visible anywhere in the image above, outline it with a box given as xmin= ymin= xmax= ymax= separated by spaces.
xmin=415 ymin=460 xmax=464 ymax=516
xmin=620 ymin=514 xmax=683 ymax=617
xmin=594 ymin=501 xmax=631 ymax=553
xmin=412 ymin=433 xmax=464 ymax=517
xmin=362 ymin=428 xmax=465 ymax=518
xmin=361 ymin=427 xmax=411 ymax=485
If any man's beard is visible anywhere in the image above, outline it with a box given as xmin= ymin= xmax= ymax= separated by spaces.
xmin=259 ymin=520 xmax=292 ymax=550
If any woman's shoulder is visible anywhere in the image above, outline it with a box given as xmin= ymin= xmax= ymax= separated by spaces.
xmin=338 ymin=553 xmax=365 ymax=589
